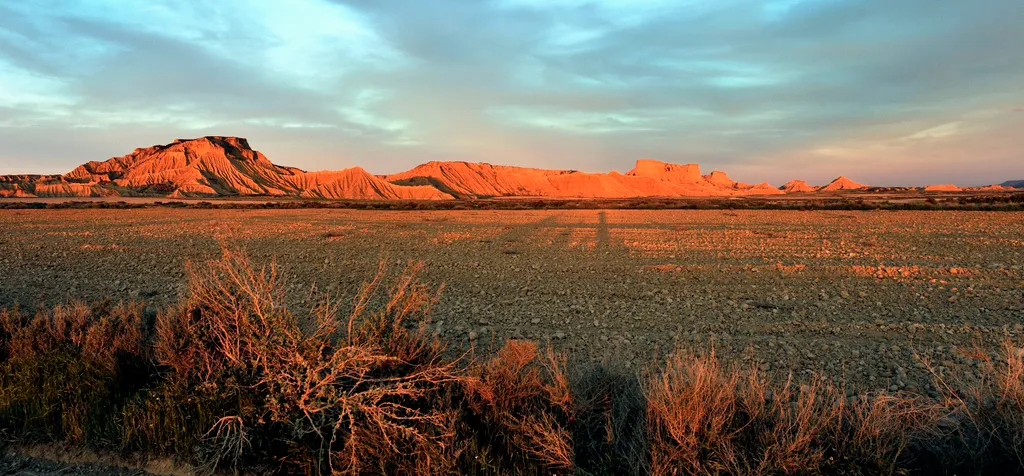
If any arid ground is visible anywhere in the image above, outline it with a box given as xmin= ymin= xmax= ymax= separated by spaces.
xmin=1 ymin=208 xmax=1022 ymax=395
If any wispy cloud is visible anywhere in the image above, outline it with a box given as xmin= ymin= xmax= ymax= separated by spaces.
xmin=0 ymin=0 xmax=1022 ymax=185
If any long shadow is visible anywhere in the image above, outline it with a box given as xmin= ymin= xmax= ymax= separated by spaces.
xmin=487 ymin=214 xmax=560 ymax=253
xmin=572 ymin=364 xmax=649 ymax=475
xmin=596 ymin=211 xmax=610 ymax=251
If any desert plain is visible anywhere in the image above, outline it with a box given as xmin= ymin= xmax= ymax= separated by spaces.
xmin=2 ymin=207 xmax=1021 ymax=396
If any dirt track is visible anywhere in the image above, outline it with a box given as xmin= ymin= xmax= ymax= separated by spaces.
xmin=1 ymin=208 xmax=1022 ymax=394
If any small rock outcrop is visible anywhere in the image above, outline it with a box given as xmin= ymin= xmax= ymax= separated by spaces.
xmin=780 ymin=180 xmax=818 ymax=193
xmin=821 ymin=176 xmax=868 ymax=191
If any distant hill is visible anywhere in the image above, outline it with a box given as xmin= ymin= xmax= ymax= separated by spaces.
xmin=780 ymin=179 xmax=818 ymax=193
xmin=0 ymin=136 xmax=885 ymax=199
xmin=1 ymin=137 xmax=449 ymax=200
xmin=820 ymin=176 xmax=868 ymax=192
xmin=1002 ymin=180 xmax=1024 ymax=188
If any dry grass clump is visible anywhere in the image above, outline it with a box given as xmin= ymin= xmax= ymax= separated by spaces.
xmin=0 ymin=300 xmax=152 ymax=444
xmin=4 ymin=248 xmax=1024 ymax=474
xmin=460 ymin=340 xmax=575 ymax=473
xmin=916 ymin=342 xmax=1024 ymax=474
xmin=646 ymin=350 xmax=945 ymax=475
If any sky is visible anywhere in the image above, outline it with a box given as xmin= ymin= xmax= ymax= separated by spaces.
xmin=0 ymin=0 xmax=1022 ymax=186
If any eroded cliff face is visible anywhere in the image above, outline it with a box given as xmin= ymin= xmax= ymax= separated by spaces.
xmin=7 ymin=137 xmax=450 ymax=200
xmin=2 ymin=137 xmax=889 ymax=200
xmin=386 ymin=159 xmax=792 ymax=198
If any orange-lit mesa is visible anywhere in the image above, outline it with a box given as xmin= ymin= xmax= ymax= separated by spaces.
xmin=68 ymin=136 xmax=302 ymax=196
xmin=388 ymin=159 xmax=782 ymax=198
xmin=820 ymin=175 xmax=868 ymax=191
xmin=42 ymin=136 xmax=450 ymax=200
xmin=923 ymin=184 xmax=961 ymax=192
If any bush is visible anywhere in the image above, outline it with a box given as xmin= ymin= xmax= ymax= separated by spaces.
xmin=0 ymin=301 xmax=153 ymax=444
xmin=4 ymin=250 xmax=1024 ymax=474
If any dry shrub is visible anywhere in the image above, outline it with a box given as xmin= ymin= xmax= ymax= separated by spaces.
xmin=919 ymin=341 xmax=1024 ymax=474
xmin=1 ymin=300 xmax=147 ymax=373
xmin=6 ymin=248 xmax=1024 ymax=475
xmin=646 ymin=349 xmax=943 ymax=475
xmin=646 ymin=350 xmax=743 ymax=474
xmin=836 ymin=391 xmax=944 ymax=473
xmin=462 ymin=340 xmax=576 ymax=473
xmin=0 ymin=301 xmax=151 ymax=444
xmin=148 ymin=247 xmax=464 ymax=474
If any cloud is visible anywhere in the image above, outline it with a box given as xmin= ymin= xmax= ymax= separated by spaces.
xmin=906 ymin=122 xmax=961 ymax=140
xmin=0 ymin=0 xmax=1022 ymax=185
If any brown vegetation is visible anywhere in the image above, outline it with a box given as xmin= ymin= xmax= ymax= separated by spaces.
xmin=2 ymin=249 xmax=1024 ymax=474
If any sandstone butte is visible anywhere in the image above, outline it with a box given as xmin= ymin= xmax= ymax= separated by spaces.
xmin=0 ymin=136 xmax=889 ymax=200
xmin=923 ymin=184 xmax=961 ymax=192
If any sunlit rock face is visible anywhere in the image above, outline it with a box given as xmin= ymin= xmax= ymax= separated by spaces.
xmin=923 ymin=184 xmax=961 ymax=192
xmin=820 ymin=176 xmax=868 ymax=192
xmin=387 ymin=159 xmax=790 ymax=198
xmin=780 ymin=180 xmax=819 ymax=193
xmin=0 ymin=137 xmax=896 ymax=199
xmin=13 ymin=136 xmax=450 ymax=199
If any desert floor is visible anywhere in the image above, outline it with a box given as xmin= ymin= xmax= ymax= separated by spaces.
xmin=1 ymin=208 xmax=1021 ymax=394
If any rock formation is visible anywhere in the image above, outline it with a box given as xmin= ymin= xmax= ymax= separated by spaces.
xmin=0 ymin=136 xmax=906 ymax=200
xmin=4 ymin=137 xmax=449 ymax=200
xmin=923 ymin=184 xmax=961 ymax=192
xmin=387 ymin=159 xmax=784 ymax=198
xmin=780 ymin=180 xmax=818 ymax=193
xmin=821 ymin=176 xmax=868 ymax=192
xmin=294 ymin=167 xmax=452 ymax=200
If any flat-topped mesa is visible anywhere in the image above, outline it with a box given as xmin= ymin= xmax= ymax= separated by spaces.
xmin=626 ymin=159 xmax=703 ymax=184
xmin=162 ymin=136 xmax=269 ymax=164
xmin=171 ymin=136 xmax=252 ymax=151
xmin=924 ymin=184 xmax=961 ymax=192
xmin=65 ymin=136 xmax=282 ymax=183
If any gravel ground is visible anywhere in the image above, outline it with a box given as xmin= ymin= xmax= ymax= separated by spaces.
xmin=0 ymin=208 xmax=1022 ymax=394
xmin=0 ymin=447 xmax=183 ymax=475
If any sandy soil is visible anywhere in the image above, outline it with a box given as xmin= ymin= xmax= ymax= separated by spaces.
xmin=0 ymin=208 xmax=1021 ymax=395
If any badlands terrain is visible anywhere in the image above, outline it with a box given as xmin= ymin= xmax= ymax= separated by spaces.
xmin=1 ymin=207 xmax=1021 ymax=395
xmin=3 ymin=136 xmax=1017 ymax=200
